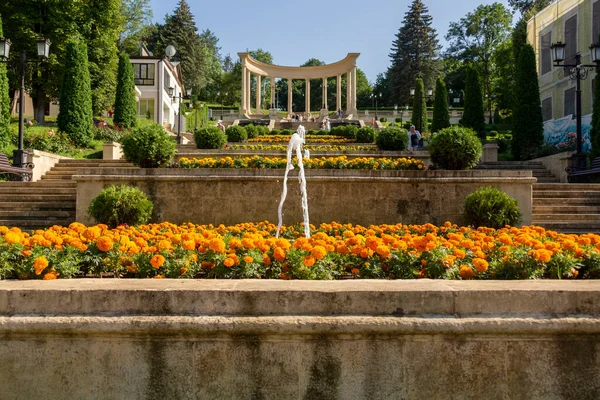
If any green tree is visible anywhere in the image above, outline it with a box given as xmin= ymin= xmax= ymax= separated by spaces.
xmin=445 ymin=3 xmax=513 ymax=124
xmin=462 ymin=65 xmax=485 ymax=140
xmin=389 ymin=0 xmax=441 ymax=106
xmin=491 ymin=38 xmax=515 ymax=117
xmin=512 ymin=44 xmax=544 ymax=160
xmin=0 ymin=15 xmax=10 ymax=146
xmin=57 ymin=38 xmax=93 ymax=147
xmin=118 ymin=0 xmax=153 ymax=56
xmin=431 ymin=78 xmax=450 ymax=132
xmin=113 ymin=53 xmax=137 ymax=129
xmin=592 ymin=63 xmax=600 ymax=160
xmin=411 ymin=78 xmax=428 ymax=133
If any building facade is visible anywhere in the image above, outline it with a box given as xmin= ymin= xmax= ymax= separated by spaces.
xmin=527 ymin=0 xmax=599 ymax=122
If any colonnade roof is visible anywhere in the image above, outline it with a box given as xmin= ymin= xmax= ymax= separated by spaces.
xmin=238 ymin=53 xmax=360 ymax=80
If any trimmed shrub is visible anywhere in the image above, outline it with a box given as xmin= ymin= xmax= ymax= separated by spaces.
xmin=121 ymin=122 xmax=176 ymax=168
xmin=226 ymin=125 xmax=247 ymax=142
xmin=395 ymin=117 xmax=402 ymax=123
xmin=464 ymin=187 xmax=522 ymax=229
xmin=356 ymin=126 xmax=377 ymax=143
xmin=375 ymin=127 xmax=408 ymax=151
xmin=380 ymin=117 xmax=387 ymax=123
xmin=429 ymin=126 xmax=482 ymax=170
xmin=462 ymin=65 xmax=485 ymax=140
xmin=113 ymin=53 xmax=137 ymax=129
xmin=245 ymin=124 xmax=258 ymax=139
xmin=331 ymin=125 xmax=357 ymax=139
xmin=57 ymin=37 xmax=93 ymax=147
xmin=431 ymin=78 xmax=450 ymax=133
xmin=412 ymin=78 xmax=428 ymax=133
xmin=257 ymin=125 xmax=270 ymax=136
xmin=88 ymin=185 xmax=153 ymax=228
xmin=194 ymin=126 xmax=227 ymax=149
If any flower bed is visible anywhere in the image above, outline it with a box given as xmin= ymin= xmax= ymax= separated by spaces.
xmin=1 ymin=222 xmax=598 ymax=280
xmin=248 ymin=135 xmax=356 ymax=143
xmin=178 ymin=155 xmax=426 ymax=170
xmin=226 ymin=144 xmax=378 ymax=152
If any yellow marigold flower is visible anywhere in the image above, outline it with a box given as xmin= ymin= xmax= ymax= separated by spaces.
xmin=4 ymin=231 xmax=22 ymax=245
xmin=303 ymin=256 xmax=316 ymax=267
xmin=459 ymin=265 xmax=475 ymax=280
xmin=209 ymin=238 xmax=226 ymax=253
xmin=42 ymin=269 xmax=59 ymax=280
xmin=311 ymin=245 xmax=327 ymax=260
xmin=150 ymin=254 xmax=165 ymax=269
xmin=182 ymin=240 xmax=196 ymax=251
xmin=472 ymin=258 xmax=489 ymax=273
xmin=82 ymin=227 xmax=102 ymax=240
xmin=157 ymin=240 xmax=172 ymax=251
xmin=33 ymin=256 xmax=49 ymax=275
xmin=243 ymin=255 xmax=254 ymax=263
xmin=224 ymin=257 xmax=235 ymax=267
xmin=96 ymin=236 xmax=114 ymax=252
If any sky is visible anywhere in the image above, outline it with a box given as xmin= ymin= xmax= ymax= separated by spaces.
xmin=148 ymin=0 xmax=514 ymax=83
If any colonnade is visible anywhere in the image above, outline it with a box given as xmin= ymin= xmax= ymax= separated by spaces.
xmin=238 ymin=53 xmax=360 ymax=118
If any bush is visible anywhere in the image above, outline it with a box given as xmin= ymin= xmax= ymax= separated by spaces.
xmin=113 ymin=53 xmax=137 ymax=129
xmin=331 ymin=125 xmax=357 ymax=139
xmin=93 ymin=126 xmax=127 ymax=142
xmin=375 ymin=127 xmax=408 ymax=151
xmin=380 ymin=117 xmax=387 ymax=123
xmin=194 ymin=126 xmax=227 ymax=149
xmin=88 ymin=185 xmax=153 ymax=228
xmin=428 ymin=126 xmax=482 ymax=170
xmin=244 ymin=124 xmax=258 ymax=139
xmin=464 ymin=187 xmax=522 ymax=229
xmin=356 ymin=126 xmax=377 ymax=143
xmin=226 ymin=125 xmax=247 ymax=142
xmin=395 ymin=117 xmax=402 ymax=123
xmin=121 ymin=122 xmax=176 ymax=168
xmin=257 ymin=125 xmax=270 ymax=136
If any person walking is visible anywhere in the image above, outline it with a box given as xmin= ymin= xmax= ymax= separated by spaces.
xmin=408 ymin=125 xmax=421 ymax=152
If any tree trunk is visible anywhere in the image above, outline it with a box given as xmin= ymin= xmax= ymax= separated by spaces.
xmin=32 ymin=85 xmax=46 ymax=124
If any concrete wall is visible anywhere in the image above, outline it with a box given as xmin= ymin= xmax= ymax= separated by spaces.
xmin=26 ymin=150 xmax=72 ymax=182
xmin=102 ymin=142 xmax=123 ymax=161
xmin=74 ymin=168 xmax=534 ymax=226
xmin=0 ymin=280 xmax=598 ymax=399
xmin=534 ymin=150 xmax=576 ymax=183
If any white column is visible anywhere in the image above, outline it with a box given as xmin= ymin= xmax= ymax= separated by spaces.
xmin=256 ymin=75 xmax=261 ymax=111
xmin=246 ymin=69 xmax=252 ymax=112
xmin=287 ymin=78 xmax=293 ymax=116
xmin=270 ymin=77 xmax=275 ymax=109
xmin=305 ymin=79 xmax=310 ymax=117
xmin=346 ymin=71 xmax=352 ymax=114
xmin=336 ymin=74 xmax=341 ymax=114
xmin=352 ymin=67 xmax=357 ymax=112
xmin=322 ymin=77 xmax=327 ymax=109
xmin=241 ymin=65 xmax=247 ymax=113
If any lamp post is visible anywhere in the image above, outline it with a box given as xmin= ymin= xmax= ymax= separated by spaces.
xmin=550 ymin=41 xmax=600 ymax=170
xmin=0 ymin=37 xmax=50 ymax=168
xmin=168 ymin=86 xmax=191 ymax=144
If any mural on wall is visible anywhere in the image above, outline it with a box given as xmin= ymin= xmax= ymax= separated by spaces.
xmin=543 ymin=114 xmax=592 ymax=153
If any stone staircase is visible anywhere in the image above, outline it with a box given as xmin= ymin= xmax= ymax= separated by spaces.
xmin=532 ymin=183 xmax=600 ymax=234
xmin=477 ymin=161 xmax=559 ymax=183
xmin=0 ymin=159 xmax=134 ymax=231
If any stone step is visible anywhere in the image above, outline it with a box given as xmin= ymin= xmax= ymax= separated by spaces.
xmin=533 ymin=205 xmax=600 ymax=213
xmin=530 ymin=222 xmax=600 ymax=234
xmin=0 ymin=219 xmax=74 ymax=230
xmin=0 ymin=201 xmax=75 ymax=210
xmin=0 ymin=187 xmax=76 ymax=195
xmin=0 ymin=194 xmax=75 ymax=202
xmin=533 ymin=197 xmax=600 ymax=206
xmin=0 ymin=181 xmax=77 ymax=187
xmin=0 ymin=210 xmax=75 ymax=218
xmin=533 ymin=190 xmax=600 ymax=198
xmin=532 ymin=213 xmax=600 ymax=222
xmin=534 ymin=183 xmax=600 ymax=190
xmin=40 ymin=175 xmax=75 ymax=180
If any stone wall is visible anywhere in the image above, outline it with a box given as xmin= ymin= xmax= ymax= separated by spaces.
xmin=26 ymin=150 xmax=71 ymax=182
xmin=74 ymin=168 xmax=534 ymax=226
xmin=0 ymin=280 xmax=598 ymax=399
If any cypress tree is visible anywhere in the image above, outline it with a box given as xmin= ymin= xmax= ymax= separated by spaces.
xmin=0 ymin=15 xmax=10 ymax=147
xmin=113 ymin=53 xmax=137 ymax=129
xmin=431 ymin=78 xmax=450 ymax=133
xmin=512 ymin=44 xmax=544 ymax=161
xmin=411 ymin=78 xmax=428 ymax=133
xmin=591 ymin=63 xmax=600 ymax=161
xmin=462 ymin=65 xmax=485 ymax=141
xmin=389 ymin=0 xmax=441 ymax=106
xmin=57 ymin=38 xmax=93 ymax=147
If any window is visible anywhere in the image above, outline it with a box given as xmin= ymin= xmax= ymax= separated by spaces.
xmin=138 ymin=99 xmax=155 ymax=120
xmin=594 ymin=1 xmax=600 ymax=45
xmin=564 ymin=15 xmax=577 ymax=67
xmin=564 ymin=87 xmax=576 ymax=117
xmin=542 ymin=97 xmax=553 ymax=121
xmin=164 ymin=71 xmax=171 ymax=93
xmin=540 ymin=31 xmax=552 ymax=75
xmin=133 ymin=63 xmax=155 ymax=85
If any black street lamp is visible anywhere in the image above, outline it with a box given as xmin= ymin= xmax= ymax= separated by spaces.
xmin=0 ymin=37 xmax=51 ymax=168
xmin=168 ymin=86 xmax=191 ymax=144
xmin=371 ymin=92 xmax=382 ymax=120
xmin=550 ymin=41 xmax=600 ymax=170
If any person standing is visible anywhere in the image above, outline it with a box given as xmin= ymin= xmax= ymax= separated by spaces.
xmin=408 ymin=125 xmax=421 ymax=152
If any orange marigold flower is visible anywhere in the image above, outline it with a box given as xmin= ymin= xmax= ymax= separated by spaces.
xmin=33 ymin=256 xmax=49 ymax=275
xmin=82 ymin=226 xmax=102 ymax=240
xmin=182 ymin=240 xmax=196 ymax=251
xmin=180 ymin=267 xmax=188 ymax=275
xmin=42 ymin=269 xmax=59 ymax=280
xmin=311 ymin=245 xmax=327 ymax=260
xmin=273 ymin=247 xmax=286 ymax=262
xmin=375 ymin=244 xmax=391 ymax=259
xmin=262 ymin=254 xmax=271 ymax=266
xmin=472 ymin=258 xmax=489 ymax=273
xmin=351 ymin=268 xmax=360 ymax=275
xmin=150 ymin=254 xmax=165 ymax=269
xmin=303 ymin=256 xmax=316 ymax=267
xmin=243 ymin=255 xmax=254 ymax=263
xmin=96 ymin=236 xmax=114 ymax=252
xmin=209 ymin=238 xmax=226 ymax=253
xmin=153 ymin=274 xmax=165 ymax=279
xmin=4 ymin=231 xmax=21 ymax=245
xmin=224 ymin=257 xmax=235 ymax=267
xmin=459 ymin=265 xmax=475 ymax=280
xmin=21 ymin=249 xmax=32 ymax=257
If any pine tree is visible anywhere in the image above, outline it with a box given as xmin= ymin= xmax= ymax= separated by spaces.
xmin=411 ymin=78 xmax=428 ymax=133
xmin=57 ymin=38 xmax=93 ymax=147
xmin=0 ymin=15 xmax=10 ymax=147
xmin=512 ymin=44 xmax=544 ymax=160
xmin=431 ymin=78 xmax=450 ymax=133
xmin=389 ymin=0 xmax=441 ymax=107
xmin=113 ymin=53 xmax=137 ymax=129
xmin=462 ymin=65 xmax=485 ymax=140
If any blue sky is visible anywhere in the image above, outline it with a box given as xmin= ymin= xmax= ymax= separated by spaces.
xmin=148 ymin=0 xmax=514 ymax=83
